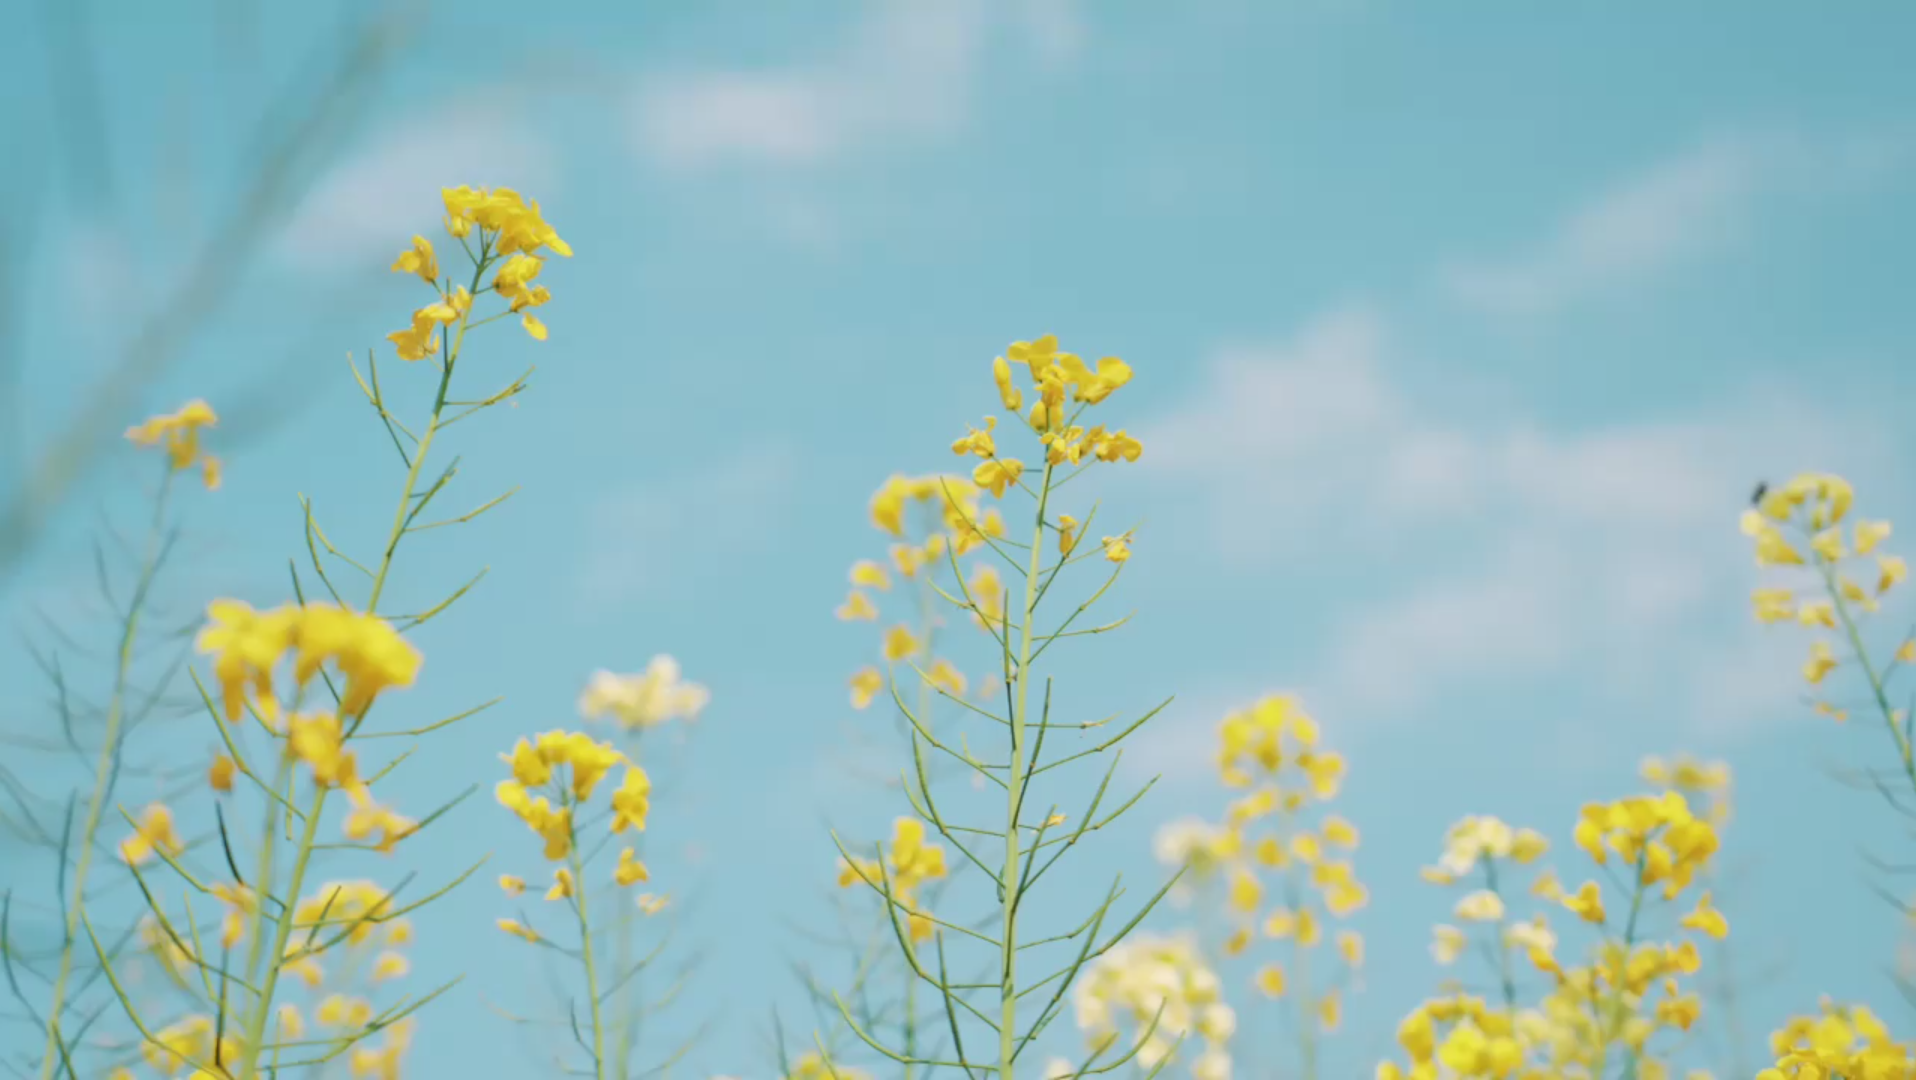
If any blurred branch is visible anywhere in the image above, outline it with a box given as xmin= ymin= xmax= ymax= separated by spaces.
xmin=0 ymin=0 xmax=418 ymax=581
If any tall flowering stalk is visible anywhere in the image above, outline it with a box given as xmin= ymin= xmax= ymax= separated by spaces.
xmin=80 ymin=185 xmax=567 ymax=1080
xmin=1743 ymin=473 xmax=1911 ymax=790
xmin=1637 ymin=755 xmax=1752 ymax=1080
xmin=1375 ymin=799 xmax=1726 ymax=1080
xmin=485 ymin=662 xmax=707 ymax=1079
xmin=1069 ymin=933 xmax=1234 ymax=1080
xmin=493 ymin=729 xmax=658 ymax=1080
xmin=811 ymin=471 xmax=1009 ymax=1075
xmin=577 ymin=659 xmax=709 ymax=1079
xmin=829 ymin=334 xmax=1173 ymax=1080
xmin=1741 ymin=472 xmax=1916 ymax=1077
xmin=19 ymin=404 xmax=218 ymax=1078
xmin=1147 ymin=694 xmax=1365 ymax=1080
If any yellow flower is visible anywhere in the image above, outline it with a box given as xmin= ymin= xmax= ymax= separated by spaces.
xmin=386 ymin=308 xmax=442 ymax=361
xmin=287 ymin=709 xmax=359 ymax=789
xmin=210 ymin=882 xmax=257 ymax=948
xmin=195 ymin=599 xmax=298 ymax=723
xmin=1322 ymin=815 xmax=1360 ymax=847
xmin=835 ymin=591 xmax=878 ymax=621
xmin=850 ymin=560 xmax=892 ymax=591
xmin=1803 ymin=640 xmax=1838 ymax=684
xmin=1336 ymin=930 xmax=1364 ymax=966
xmin=926 ymin=658 xmax=967 ymax=697
xmin=1254 ymin=964 xmax=1286 ymax=998
xmin=1101 ymin=535 xmax=1131 ymax=563
xmin=611 ymin=766 xmax=653 ymax=834
xmin=390 ymin=235 xmax=438 ymax=283
xmin=119 ymin=803 xmax=184 ymax=865
xmin=1262 ymin=908 xmax=1296 ymax=939
xmin=1856 ymin=519 xmax=1893 ymax=554
xmin=615 ymin=846 xmax=650 ymax=886
xmin=1090 ymin=429 xmax=1144 ymax=463
xmin=973 ymin=457 xmax=1024 ymax=498
xmin=125 ymin=399 xmax=223 ymax=488
xmin=849 ymin=667 xmax=884 ymax=709
xmin=1431 ymin=925 xmax=1465 ymax=965
xmin=1680 ymin=891 xmax=1729 ymax=939
xmin=1880 ymin=554 xmax=1908 ymax=595
xmin=546 ymin=867 xmax=576 ymax=901
xmin=1454 ymin=889 xmax=1505 ymax=923
xmin=1811 ymin=526 xmax=1846 ymax=562
xmin=992 ymin=355 xmax=1023 ymax=411
xmin=342 ymin=788 xmax=416 ymax=854
xmin=1751 ymin=587 xmax=1795 ymax=623
xmin=1563 ymin=880 xmax=1606 ymax=923
xmin=1319 ymin=990 xmax=1342 ymax=1032
xmin=883 ymin=625 xmax=920 ymax=662
xmin=497 ymin=918 xmax=539 ymax=943
xmin=576 ymin=658 xmax=709 ymax=730
xmin=952 ymin=416 xmax=998 ymax=458
xmin=1222 ymin=925 xmax=1251 ymax=956
xmin=637 ymin=892 xmax=670 ymax=915
xmin=1226 ymin=868 xmax=1262 ymax=912
xmin=1054 ymin=513 xmax=1081 ymax=555
xmin=1290 ymin=832 xmax=1323 ymax=863
xmin=372 ymin=951 xmax=410 ymax=981
xmin=208 ymin=754 xmax=236 ymax=793
xmin=499 ymin=874 xmax=526 ymax=897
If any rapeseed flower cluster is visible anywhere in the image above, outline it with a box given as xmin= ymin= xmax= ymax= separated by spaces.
xmin=1073 ymin=933 xmax=1235 ymax=1080
xmin=195 ymin=599 xmax=422 ymax=727
xmin=1154 ymin=693 xmax=1362 ymax=1075
xmin=1379 ymin=792 xmax=1726 ymax=1080
xmin=1742 ymin=473 xmax=1909 ymax=697
xmin=124 ymin=399 xmax=222 ymax=489
xmin=836 ymin=816 xmax=949 ymax=946
xmin=956 ymin=333 xmax=1143 ymax=561
xmin=1758 ymin=1000 xmax=1915 ymax=1078
xmin=578 ymin=655 xmax=709 ymax=731
xmin=495 ymin=729 xmax=649 ymax=873
xmin=818 ymin=334 xmax=1165 ymax=1080
xmin=842 ymin=471 xmax=1006 ymax=712
xmin=1638 ymin=754 xmax=1733 ymax=828
xmin=387 ymin=186 xmax=570 ymax=359
xmin=783 ymin=1051 xmax=872 ymax=1080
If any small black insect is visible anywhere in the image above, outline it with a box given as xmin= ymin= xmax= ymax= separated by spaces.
xmin=1750 ymin=481 xmax=1769 ymax=507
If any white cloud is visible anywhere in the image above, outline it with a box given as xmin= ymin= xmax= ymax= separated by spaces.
xmin=1440 ymin=129 xmax=1911 ymax=318
xmin=631 ymin=0 xmax=1081 ymax=171
xmin=276 ymin=97 xmax=556 ymax=270
xmin=1142 ymin=309 xmax=1897 ymax=737
xmin=577 ymin=444 xmax=798 ymax=609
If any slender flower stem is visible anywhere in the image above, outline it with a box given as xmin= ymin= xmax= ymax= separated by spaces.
xmin=569 ymin=810 xmax=610 ymax=1080
xmin=1822 ymin=561 xmax=1916 ymax=797
xmin=37 ymin=467 xmax=175 ymax=1080
xmin=231 ymin=249 xmax=487 ymax=1079
xmin=1273 ymin=820 xmax=1319 ymax=1080
xmin=999 ymin=461 xmax=1054 ymax=1080
xmin=1481 ymin=857 xmax=1520 ymax=1015
xmin=904 ymin=567 xmax=939 ymax=1080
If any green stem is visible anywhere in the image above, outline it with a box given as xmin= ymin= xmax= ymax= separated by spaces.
xmin=569 ymin=809 xmax=609 ymax=1080
xmin=230 ymin=249 xmax=486 ymax=1079
xmin=1597 ymin=848 xmax=1650 ymax=1080
xmin=1274 ymin=814 xmax=1317 ymax=1080
xmin=37 ymin=467 xmax=175 ymax=1080
xmin=1481 ymin=857 xmax=1520 ymax=1015
xmin=903 ymin=567 xmax=938 ymax=1080
xmin=1000 ymin=462 xmax=1054 ymax=1080
xmin=1821 ymin=560 xmax=1916 ymax=798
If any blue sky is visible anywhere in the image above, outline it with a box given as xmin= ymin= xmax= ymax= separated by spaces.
xmin=5 ymin=1 xmax=1916 ymax=1077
